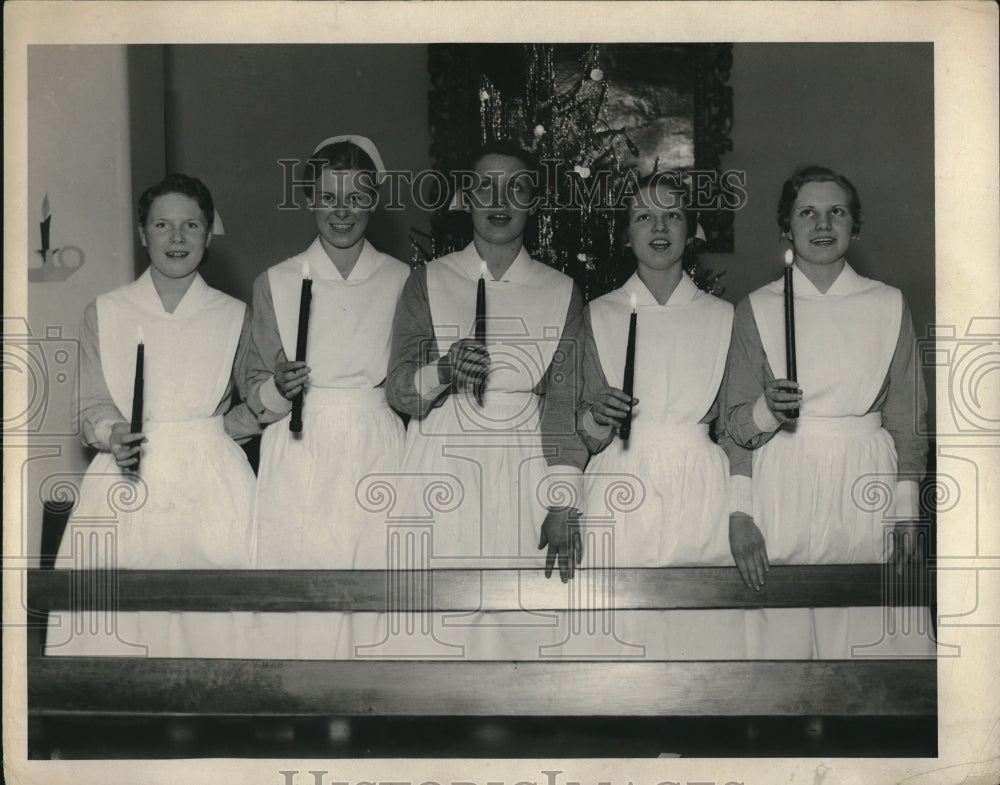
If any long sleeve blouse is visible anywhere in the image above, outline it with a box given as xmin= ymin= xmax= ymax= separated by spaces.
xmin=243 ymin=270 xmax=296 ymax=423
xmin=575 ymin=284 xmax=754 ymax=516
xmin=385 ymin=262 xmax=590 ymax=475
xmin=75 ymin=300 xmax=260 ymax=450
xmin=243 ymin=239 xmax=409 ymax=424
xmin=721 ymin=290 xmax=928 ymax=518
xmin=577 ymin=305 xmax=749 ymax=468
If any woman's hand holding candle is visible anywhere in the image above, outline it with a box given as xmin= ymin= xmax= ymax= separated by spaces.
xmin=109 ymin=421 xmax=145 ymax=472
xmin=729 ymin=512 xmax=770 ymax=591
xmin=439 ymin=338 xmax=490 ymax=393
xmin=275 ymin=359 xmax=311 ymax=400
xmin=763 ymin=379 xmax=803 ymax=425
xmin=590 ymin=386 xmax=639 ymax=430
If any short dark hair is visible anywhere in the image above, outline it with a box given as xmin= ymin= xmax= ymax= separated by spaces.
xmin=138 ymin=173 xmax=214 ymax=230
xmin=458 ymin=140 xmax=540 ymax=213
xmin=777 ymin=165 xmax=862 ymax=236
xmin=626 ymin=171 xmax=698 ymax=239
xmin=468 ymin=140 xmax=539 ymax=180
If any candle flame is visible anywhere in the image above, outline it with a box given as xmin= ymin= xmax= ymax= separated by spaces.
xmin=630 ymin=293 xmax=637 ymax=311
xmin=784 ymin=249 xmax=794 ymax=266
xmin=41 ymin=193 xmax=51 ymax=220
xmin=480 ymin=260 xmax=488 ymax=278
xmin=301 ymin=261 xmax=311 ymax=279
xmin=136 ymin=325 xmax=144 ymax=344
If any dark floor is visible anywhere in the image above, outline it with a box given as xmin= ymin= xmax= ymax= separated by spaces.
xmin=30 ymin=714 xmax=936 ymax=759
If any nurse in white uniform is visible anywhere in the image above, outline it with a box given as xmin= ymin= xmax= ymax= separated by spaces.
xmin=245 ymin=136 xmax=410 ymax=659
xmin=386 ymin=141 xmax=588 ymax=660
xmin=577 ymin=172 xmax=747 ymax=659
xmin=722 ymin=165 xmax=934 ymax=659
xmin=45 ymin=173 xmax=258 ymax=658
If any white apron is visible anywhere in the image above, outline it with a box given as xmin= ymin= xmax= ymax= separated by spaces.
xmin=747 ymin=263 xmax=932 ymax=658
xmin=46 ymin=271 xmax=256 ymax=658
xmin=576 ymin=273 xmax=744 ymax=659
xmin=251 ymin=238 xmax=409 ymax=659
xmin=386 ymin=243 xmax=574 ymax=660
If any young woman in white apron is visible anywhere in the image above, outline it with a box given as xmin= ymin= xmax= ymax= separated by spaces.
xmin=385 ymin=142 xmax=588 ymax=660
xmin=723 ymin=165 xmax=933 ymax=659
xmin=45 ymin=174 xmax=258 ymax=658
xmin=576 ymin=173 xmax=746 ymax=659
xmin=244 ymin=136 xmax=409 ymax=658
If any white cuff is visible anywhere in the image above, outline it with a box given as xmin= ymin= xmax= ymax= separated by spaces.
xmin=94 ymin=419 xmax=116 ymax=448
xmin=752 ymin=393 xmax=781 ymax=432
xmin=581 ymin=409 xmax=614 ymax=440
xmin=260 ymin=377 xmax=293 ymax=415
xmin=538 ymin=468 xmax=584 ymax=512
xmin=729 ymin=474 xmax=753 ymax=516
xmin=895 ymin=480 xmax=921 ymax=520
xmin=416 ymin=363 xmax=449 ymax=401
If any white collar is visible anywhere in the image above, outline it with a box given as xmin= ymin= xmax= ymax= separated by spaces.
xmin=622 ymin=270 xmax=698 ymax=307
xmin=791 ymin=261 xmax=871 ymax=297
xmin=455 ymin=241 xmax=534 ymax=283
xmin=133 ymin=268 xmax=209 ymax=317
xmin=304 ymin=237 xmax=379 ymax=282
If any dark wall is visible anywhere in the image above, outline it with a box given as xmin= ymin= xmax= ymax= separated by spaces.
xmin=159 ymin=42 xmax=934 ymax=334
xmin=703 ymin=42 xmax=935 ymax=340
xmin=162 ymin=44 xmax=432 ymax=304
xmin=129 ymin=46 xmax=168 ymax=269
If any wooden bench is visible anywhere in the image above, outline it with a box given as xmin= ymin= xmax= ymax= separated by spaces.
xmin=27 ymin=565 xmax=936 ymax=719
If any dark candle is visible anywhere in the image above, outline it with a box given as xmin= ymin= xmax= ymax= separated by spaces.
xmin=475 ymin=263 xmax=486 ymax=343
xmin=40 ymin=217 xmax=51 ymax=257
xmin=290 ymin=262 xmax=312 ymax=433
xmin=620 ymin=293 xmax=637 ymax=442
xmin=473 ymin=261 xmax=487 ymax=406
xmin=130 ymin=327 xmax=144 ymax=472
xmin=39 ymin=194 xmax=51 ymax=258
xmin=783 ymin=249 xmax=799 ymax=419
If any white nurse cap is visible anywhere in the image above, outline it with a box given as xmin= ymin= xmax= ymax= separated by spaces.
xmin=311 ymin=135 xmax=386 ymax=182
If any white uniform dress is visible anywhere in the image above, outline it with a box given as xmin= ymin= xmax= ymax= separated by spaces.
xmin=246 ymin=237 xmax=410 ymax=659
xmin=726 ymin=263 xmax=934 ymax=659
xmin=580 ymin=272 xmax=746 ymax=659
xmin=45 ymin=271 xmax=257 ymax=658
xmin=385 ymin=243 xmax=589 ymax=660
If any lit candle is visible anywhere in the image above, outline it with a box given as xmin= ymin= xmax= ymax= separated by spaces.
xmin=130 ymin=326 xmax=144 ymax=472
xmin=472 ymin=260 xmax=487 ymax=406
xmin=290 ymin=261 xmax=312 ymax=433
xmin=783 ymin=249 xmax=799 ymax=419
xmin=620 ymin=292 xmax=638 ymax=442
xmin=38 ymin=193 xmax=52 ymax=259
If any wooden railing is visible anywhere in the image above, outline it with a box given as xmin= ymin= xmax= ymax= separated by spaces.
xmin=27 ymin=566 xmax=936 ymax=718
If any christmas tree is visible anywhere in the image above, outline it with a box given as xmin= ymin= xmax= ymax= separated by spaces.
xmin=414 ymin=44 xmax=725 ymax=299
